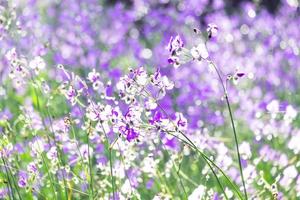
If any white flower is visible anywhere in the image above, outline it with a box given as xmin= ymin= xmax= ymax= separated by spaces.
xmin=243 ymin=164 xmax=257 ymax=184
xmin=168 ymin=56 xmax=180 ymax=68
xmin=284 ymin=105 xmax=297 ymax=123
xmin=267 ymin=100 xmax=280 ymax=118
xmin=121 ymin=180 xmax=132 ymax=195
xmin=145 ymin=98 xmax=157 ymax=110
xmin=47 ymin=146 xmax=58 ymax=161
xmin=31 ymin=139 xmax=45 ymax=154
xmin=79 ymin=144 xmax=94 ymax=163
xmin=29 ymin=56 xmax=46 ymax=74
xmin=288 ymin=131 xmax=300 ymax=154
xmin=161 ymin=76 xmax=174 ymax=90
xmin=207 ymin=23 xmax=218 ymax=38
xmin=190 ymin=43 xmax=209 ymax=60
xmin=240 ymin=142 xmax=252 ymax=159
xmin=116 ymin=78 xmax=126 ymax=91
xmin=280 ymin=165 xmax=298 ymax=187
xmin=188 ymin=185 xmax=206 ymax=200
xmin=6 ymin=48 xmax=17 ymax=61
xmin=142 ymin=156 xmax=158 ymax=175
xmin=86 ymin=102 xmax=106 ymax=121
xmin=267 ymin=100 xmax=279 ymax=113
xmin=135 ymin=68 xmax=148 ymax=86
xmin=87 ymin=69 xmax=100 ymax=82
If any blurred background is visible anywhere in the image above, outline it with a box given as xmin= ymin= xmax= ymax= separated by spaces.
xmin=1 ymin=0 xmax=300 ymax=198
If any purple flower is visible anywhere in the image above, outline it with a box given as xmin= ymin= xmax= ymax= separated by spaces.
xmin=27 ymin=162 xmax=38 ymax=174
xmin=47 ymin=146 xmax=58 ymax=161
xmin=149 ymin=111 xmax=163 ymax=125
xmin=168 ymin=55 xmax=181 ymax=68
xmin=66 ymin=86 xmax=77 ymax=105
xmin=167 ymin=35 xmax=184 ymax=55
xmin=0 ymin=108 xmax=12 ymax=121
xmin=18 ymin=172 xmax=28 ymax=188
xmin=119 ymin=124 xmax=139 ymax=142
xmin=79 ymin=144 xmax=93 ymax=163
xmin=0 ymin=188 xmax=8 ymax=199
xmin=146 ymin=179 xmax=154 ymax=189
xmin=175 ymin=112 xmax=187 ymax=131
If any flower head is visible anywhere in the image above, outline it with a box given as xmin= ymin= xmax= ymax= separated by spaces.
xmin=207 ymin=23 xmax=218 ymax=38
xmin=29 ymin=56 xmax=46 ymax=75
xmin=119 ymin=124 xmax=139 ymax=142
xmin=175 ymin=112 xmax=187 ymax=131
xmin=167 ymin=35 xmax=184 ymax=55
xmin=190 ymin=43 xmax=209 ymax=60
xmin=18 ymin=172 xmax=28 ymax=188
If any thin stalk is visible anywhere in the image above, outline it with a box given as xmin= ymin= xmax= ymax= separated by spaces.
xmin=33 ymin=83 xmax=68 ymax=199
xmin=4 ymin=159 xmax=22 ymax=200
xmin=1 ymin=124 xmax=20 ymax=200
xmin=31 ymin=78 xmax=68 ymax=198
xmin=69 ymin=125 xmax=92 ymax=198
xmin=178 ymin=170 xmax=198 ymax=186
xmin=164 ymin=129 xmax=243 ymax=199
xmin=70 ymin=99 xmax=96 ymax=199
xmin=51 ymin=182 xmax=90 ymax=196
xmin=208 ymin=60 xmax=248 ymax=200
xmin=152 ymin=140 xmax=188 ymax=199
xmin=108 ymin=143 xmax=116 ymax=200
xmin=172 ymin=129 xmax=228 ymax=200
xmin=100 ymin=122 xmax=116 ymax=200
xmin=45 ymin=108 xmax=69 ymax=200
xmin=2 ymin=157 xmax=14 ymax=200
xmin=22 ymin=98 xmax=58 ymax=200
xmin=156 ymin=170 xmax=173 ymax=196
xmin=40 ymin=153 xmax=58 ymax=200
xmin=86 ymin=133 xmax=94 ymax=199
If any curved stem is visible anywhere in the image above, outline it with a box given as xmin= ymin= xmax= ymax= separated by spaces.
xmin=164 ymin=129 xmax=244 ymax=200
xmin=134 ymin=79 xmax=238 ymax=199
xmin=208 ymin=60 xmax=248 ymax=200
xmin=151 ymin=140 xmax=188 ymax=199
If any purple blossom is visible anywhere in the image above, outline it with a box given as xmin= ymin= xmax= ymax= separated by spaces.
xmin=175 ymin=112 xmax=187 ymax=131
xmin=18 ymin=172 xmax=28 ymax=188
xmin=119 ymin=124 xmax=139 ymax=142
xmin=167 ymin=35 xmax=184 ymax=55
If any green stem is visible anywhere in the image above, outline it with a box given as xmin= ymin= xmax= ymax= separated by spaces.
xmin=208 ymin=60 xmax=248 ymax=200
xmin=4 ymin=159 xmax=22 ymax=200
xmin=2 ymin=157 xmax=14 ymax=200
xmin=32 ymin=80 xmax=68 ymax=199
xmin=87 ymin=133 xmax=94 ymax=199
xmin=175 ymin=131 xmax=229 ymax=200
xmin=100 ymin=123 xmax=116 ymax=200
xmin=154 ymin=101 xmax=230 ymax=199
xmin=152 ymin=140 xmax=188 ymax=199
xmin=40 ymin=153 xmax=58 ymax=200
xmin=165 ymin=129 xmax=243 ymax=199
xmin=45 ymin=108 xmax=69 ymax=200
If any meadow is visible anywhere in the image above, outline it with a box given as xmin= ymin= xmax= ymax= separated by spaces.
xmin=0 ymin=0 xmax=300 ymax=199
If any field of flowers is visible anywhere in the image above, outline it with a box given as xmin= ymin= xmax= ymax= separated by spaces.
xmin=0 ymin=0 xmax=300 ymax=199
